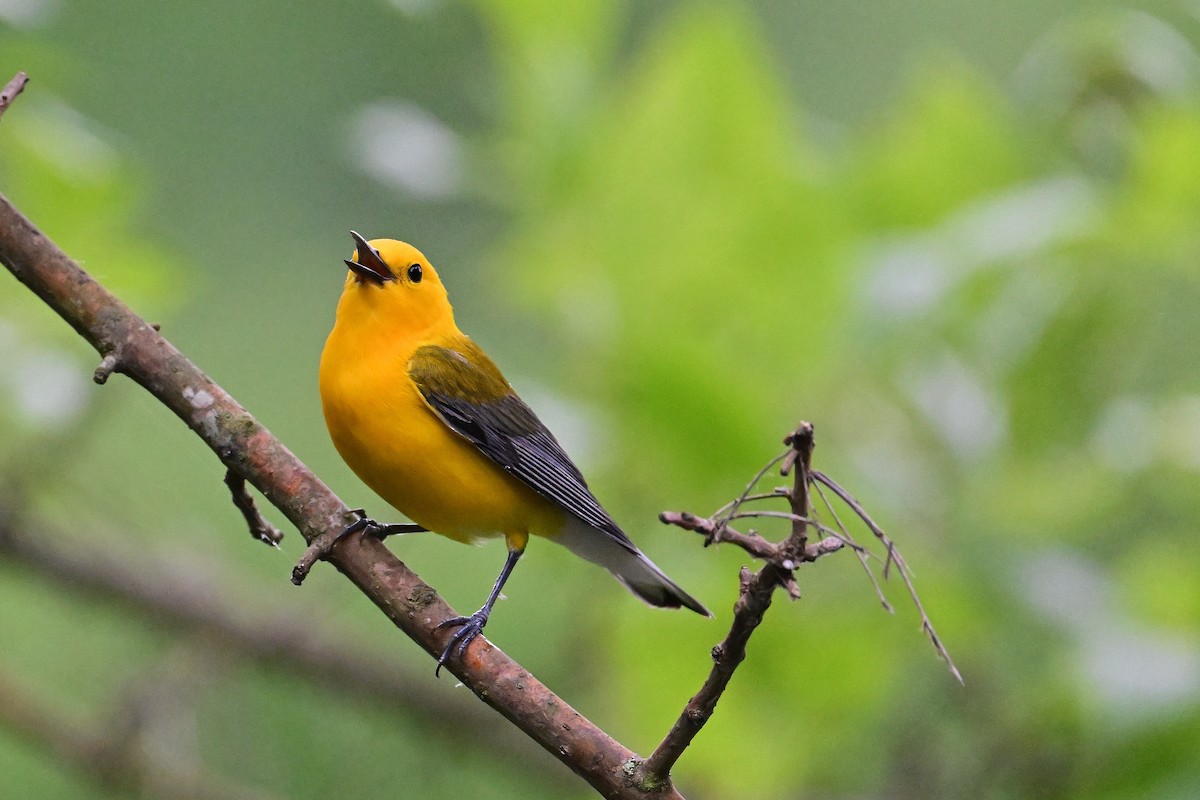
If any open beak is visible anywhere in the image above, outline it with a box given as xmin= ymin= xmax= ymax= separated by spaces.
xmin=345 ymin=231 xmax=395 ymax=284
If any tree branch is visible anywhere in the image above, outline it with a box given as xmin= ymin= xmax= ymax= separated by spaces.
xmin=0 ymin=93 xmax=682 ymax=797
xmin=0 ymin=669 xmax=282 ymax=800
xmin=0 ymin=509 xmax=575 ymax=792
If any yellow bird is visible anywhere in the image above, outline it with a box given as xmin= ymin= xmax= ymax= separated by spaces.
xmin=320 ymin=232 xmax=709 ymax=671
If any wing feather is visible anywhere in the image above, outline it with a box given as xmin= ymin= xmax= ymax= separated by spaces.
xmin=409 ymin=342 xmax=637 ymax=553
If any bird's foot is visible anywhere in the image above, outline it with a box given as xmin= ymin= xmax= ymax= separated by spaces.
xmin=434 ymin=608 xmax=490 ymax=677
xmin=293 ymin=511 xmax=428 ymax=586
xmin=337 ymin=509 xmax=427 ymax=543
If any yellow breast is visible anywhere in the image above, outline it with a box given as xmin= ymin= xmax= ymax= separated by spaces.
xmin=319 ymin=320 xmax=563 ymax=544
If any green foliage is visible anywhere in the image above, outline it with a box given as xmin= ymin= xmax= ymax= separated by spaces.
xmin=0 ymin=87 xmax=179 ymax=482
xmin=474 ymin=2 xmax=1200 ymax=798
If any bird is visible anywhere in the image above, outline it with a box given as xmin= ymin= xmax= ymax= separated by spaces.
xmin=319 ymin=231 xmax=710 ymax=673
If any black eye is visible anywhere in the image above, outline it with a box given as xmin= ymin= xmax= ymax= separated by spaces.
xmin=407 ymin=263 xmax=423 ymax=283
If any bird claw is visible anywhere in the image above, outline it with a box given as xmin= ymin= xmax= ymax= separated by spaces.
xmin=434 ymin=609 xmax=490 ymax=676
xmin=334 ymin=509 xmax=426 ymax=545
xmin=333 ymin=512 xmax=373 ymax=545
xmin=293 ymin=512 xmax=428 ymax=586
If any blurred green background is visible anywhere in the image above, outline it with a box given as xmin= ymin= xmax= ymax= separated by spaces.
xmin=2 ymin=1 xmax=1199 ymax=798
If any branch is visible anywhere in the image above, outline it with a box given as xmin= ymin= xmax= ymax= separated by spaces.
xmin=639 ymin=424 xmax=828 ymax=785
xmin=637 ymin=564 xmax=777 ymax=788
xmin=0 ymin=510 xmax=575 ymax=792
xmin=647 ymin=421 xmax=960 ymax=782
xmin=0 ymin=88 xmax=682 ymax=798
xmin=0 ymin=669 xmax=282 ymax=800
xmin=658 ymin=510 xmax=845 ymax=565
xmin=657 ymin=511 xmax=780 ymax=561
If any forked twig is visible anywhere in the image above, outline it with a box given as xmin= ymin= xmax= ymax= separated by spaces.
xmin=640 ymin=424 xmax=833 ymax=786
xmin=647 ymin=421 xmax=962 ymax=783
xmin=717 ymin=451 xmax=788 ymax=523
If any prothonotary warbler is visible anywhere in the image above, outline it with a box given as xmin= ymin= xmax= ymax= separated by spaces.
xmin=320 ymin=232 xmax=710 ymax=672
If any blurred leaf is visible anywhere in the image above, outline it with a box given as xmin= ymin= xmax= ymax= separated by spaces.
xmin=849 ymin=59 xmax=1033 ymax=228
xmin=485 ymin=3 xmax=852 ymax=506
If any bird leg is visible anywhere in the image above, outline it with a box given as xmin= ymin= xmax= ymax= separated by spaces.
xmin=435 ymin=547 xmax=523 ymax=676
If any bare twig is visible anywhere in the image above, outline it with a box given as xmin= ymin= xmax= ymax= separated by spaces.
xmin=640 ymin=424 xmax=825 ymax=786
xmin=648 ymin=420 xmax=961 ymax=780
xmin=660 ymin=509 xmax=851 ymax=566
xmin=811 ymin=470 xmax=962 ymax=684
xmin=723 ymin=510 xmax=859 ymax=546
xmin=718 ymin=451 xmax=788 ymax=523
xmin=223 ymin=468 xmax=284 ymax=546
xmin=637 ymin=564 xmax=779 ymax=789
xmin=811 ymin=478 xmax=893 ymax=612
xmin=659 ymin=511 xmax=780 ymax=561
xmin=709 ymin=489 xmax=789 ymax=516
xmin=780 ymin=422 xmax=814 ymax=552
xmin=0 ymin=72 xmax=28 ymax=121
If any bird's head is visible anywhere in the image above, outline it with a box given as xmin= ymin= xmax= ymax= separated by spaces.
xmin=336 ymin=231 xmax=454 ymax=335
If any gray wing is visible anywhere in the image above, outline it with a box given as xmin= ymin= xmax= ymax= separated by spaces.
xmin=409 ymin=343 xmax=638 ymax=554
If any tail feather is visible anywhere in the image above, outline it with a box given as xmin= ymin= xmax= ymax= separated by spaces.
xmin=557 ymin=518 xmax=711 ymax=617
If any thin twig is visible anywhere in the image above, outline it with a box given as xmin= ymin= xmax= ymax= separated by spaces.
xmin=723 ymin=510 xmax=862 ymax=548
xmin=719 ymin=451 xmax=788 ymax=522
xmin=637 ymin=564 xmax=781 ymax=788
xmin=709 ymin=488 xmax=789 ymax=518
xmin=783 ymin=422 xmax=813 ymax=549
xmin=659 ymin=510 xmax=780 ymax=561
xmin=0 ymin=72 xmax=28 ymax=121
xmin=223 ymin=468 xmax=284 ymax=546
xmin=811 ymin=470 xmax=962 ymax=684
xmin=811 ymin=478 xmax=893 ymax=612
xmin=649 ymin=418 xmax=962 ymax=781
